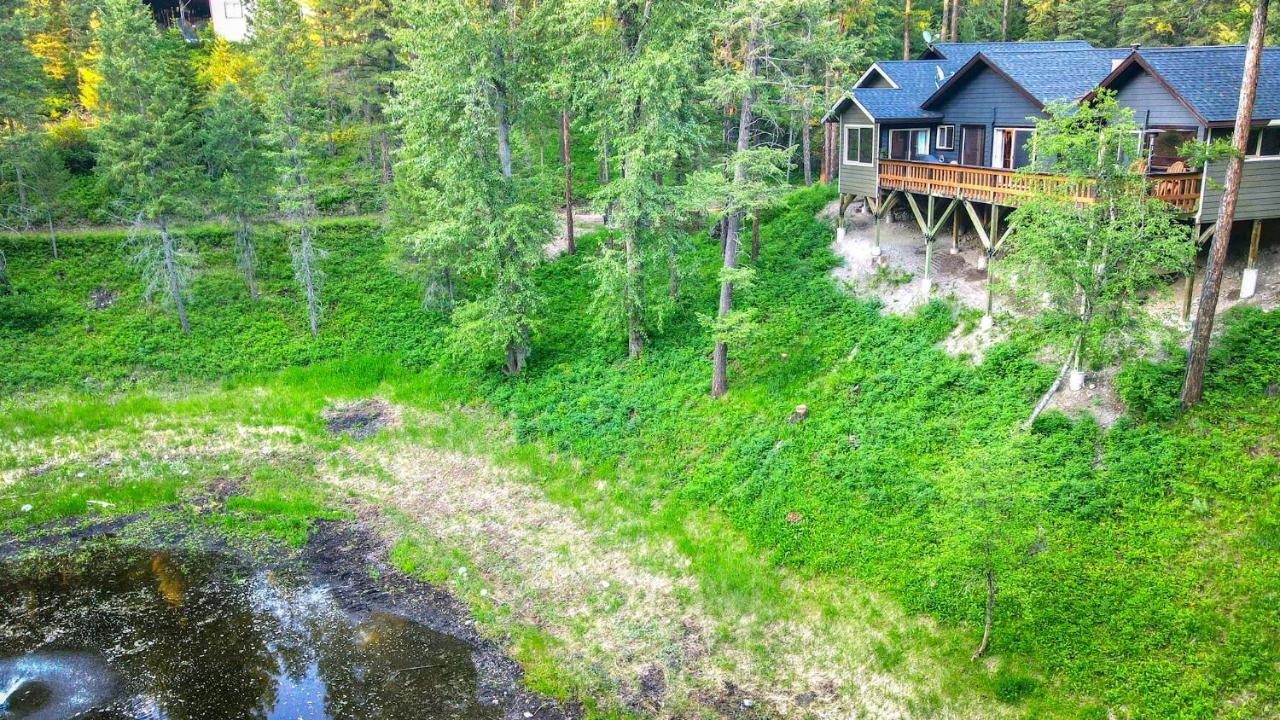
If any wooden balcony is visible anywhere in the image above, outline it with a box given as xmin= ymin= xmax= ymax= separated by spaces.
xmin=877 ymin=159 xmax=1202 ymax=214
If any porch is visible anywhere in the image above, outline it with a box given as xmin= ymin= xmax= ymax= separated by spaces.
xmin=876 ymin=159 xmax=1203 ymax=214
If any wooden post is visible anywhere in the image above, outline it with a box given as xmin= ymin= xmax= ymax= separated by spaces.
xmin=836 ymin=193 xmax=849 ymax=244
xmin=983 ymin=207 xmax=1000 ymax=328
xmin=561 ymin=109 xmax=576 ymax=255
xmin=923 ymin=236 xmax=934 ymax=297
xmin=1240 ymin=219 xmax=1262 ymax=299
xmin=1182 ymin=224 xmax=1201 ymax=323
xmin=950 ymin=208 xmax=960 ymax=254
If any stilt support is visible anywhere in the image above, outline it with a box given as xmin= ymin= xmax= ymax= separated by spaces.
xmin=1241 ymin=219 xmax=1262 ymax=300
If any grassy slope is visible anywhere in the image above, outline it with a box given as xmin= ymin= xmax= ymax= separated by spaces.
xmin=2 ymin=187 xmax=1278 ymax=718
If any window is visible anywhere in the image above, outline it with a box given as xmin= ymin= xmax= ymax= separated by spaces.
xmin=888 ymin=128 xmax=931 ymax=161
xmin=844 ymin=125 xmax=874 ymax=165
xmin=1207 ymin=126 xmax=1280 ymax=157
xmin=225 ymin=0 xmax=243 ymax=19
xmin=1138 ymin=129 xmax=1196 ymax=171
xmin=936 ymin=125 xmax=955 ymax=151
xmin=992 ymin=128 xmax=1035 ymax=169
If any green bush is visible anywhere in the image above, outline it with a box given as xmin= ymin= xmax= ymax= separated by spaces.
xmin=1115 ymin=355 xmax=1185 ymax=422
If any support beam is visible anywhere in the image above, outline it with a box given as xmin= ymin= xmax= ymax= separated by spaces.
xmin=903 ymin=192 xmax=929 ymax=237
xmin=923 ymin=236 xmax=935 ymax=296
xmin=1241 ymin=219 xmax=1262 ymax=300
xmin=963 ymin=200 xmax=991 ymax=251
xmin=950 ymin=208 xmax=960 ymax=254
xmin=836 ymin=193 xmax=850 ymax=244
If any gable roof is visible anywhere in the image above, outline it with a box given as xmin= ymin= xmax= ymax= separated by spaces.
xmin=921 ymin=48 xmax=1130 ymax=111
xmin=1097 ymin=46 xmax=1280 ymax=124
xmin=824 ymin=58 xmax=964 ymax=122
xmin=921 ymin=40 xmax=1094 ymax=61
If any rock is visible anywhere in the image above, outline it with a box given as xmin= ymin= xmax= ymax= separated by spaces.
xmin=1267 ymin=383 xmax=1277 ymax=398
xmin=787 ymin=404 xmax=808 ymax=423
xmin=785 ymin=511 xmax=803 ymax=524
xmin=779 ymin=352 xmax=788 ymax=360
xmin=847 ymin=434 xmax=859 ymax=448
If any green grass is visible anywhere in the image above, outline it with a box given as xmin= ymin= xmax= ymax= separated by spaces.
xmin=2 ymin=186 xmax=1278 ymax=718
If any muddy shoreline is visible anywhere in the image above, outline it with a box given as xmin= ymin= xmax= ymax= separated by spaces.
xmin=0 ymin=509 xmax=577 ymax=720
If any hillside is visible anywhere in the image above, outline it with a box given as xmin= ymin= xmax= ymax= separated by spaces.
xmin=2 ymin=187 xmax=1279 ymax=718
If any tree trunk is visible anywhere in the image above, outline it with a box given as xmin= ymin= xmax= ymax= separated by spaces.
xmin=713 ymin=18 xmax=758 ymax=398
xmin=495 ymin=62 xmax=528 ymax=376
xmin=940 ymin=0 xmax=950 ymax=41
xmin=1181 ymin=0 xmax=1268 ymax=409
xmin=902 ymin=0 xmax=912 ymax=60
xmin=750 ymin=210 xmax=760 ymax=262
xmin=379 ymin=130 xmax=393 ymax=183
xmin=158 ymin=215 xmax=190 ymax=336
xmin=561 ymin=109 xmax=576 ymax=255
xmin=1001 ymin=0 xmax=1010 ymax=40
xmin=236 ymin=212 xmax=258 ymax=300
xmin=801 ymin=116 xmax=812 ymax=185
xmin=0 ymin=249 xmax=9 ymax=295
xmin=971 ymin=567 xmax=996 ymax=660
xmin=950 ymin=0 xmax=959 ymax=40
xmin=47 ymin=208 xmax=58 ymax=259
xmin=299 ymin=222 xmax=319 ymax=339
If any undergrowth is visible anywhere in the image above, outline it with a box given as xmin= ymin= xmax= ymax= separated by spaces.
xmin=2 ymin=186 xmax=1278 ymax=719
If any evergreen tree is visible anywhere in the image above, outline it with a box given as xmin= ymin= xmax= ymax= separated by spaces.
xmin=251 ymin=0 xmax=327 ymax=338
xmin=199 ymin=82 xmax=273 ymax=300
xmin=392 ymin=0 xmax=553 ymax=375
xmin=13 ymin=130 xmax=71 ymax=257
xmin=95 ymin=0 xmax=200 ymax=335
xmin=1 ymin=3 xmax=50 ymax=230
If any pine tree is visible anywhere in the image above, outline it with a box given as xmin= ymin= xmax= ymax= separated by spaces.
xmin=199 ymin=82 xmax=273 ymax=300
xmin=1 ymin=4 xmax=50 ymax=231
xmin=95 ymin=0 xmax=200 ymax=335
xmin=392 ymin=0 xmax=553 ymax=375
xmin=251 ymin=0 xmax=327 ymax=338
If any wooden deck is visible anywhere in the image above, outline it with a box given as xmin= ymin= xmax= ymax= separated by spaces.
xmin=877 ymin=159 xmax=1203 ymax=214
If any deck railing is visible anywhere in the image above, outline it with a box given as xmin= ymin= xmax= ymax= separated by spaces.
xmin=877 ymin=159 xmax=1202 ymax=214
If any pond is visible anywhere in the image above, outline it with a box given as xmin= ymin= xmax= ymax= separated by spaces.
xmin=0 ymin=543 xmax=498 ymax=719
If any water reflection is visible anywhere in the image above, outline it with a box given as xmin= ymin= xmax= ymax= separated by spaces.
xmin=0 ymin=545 xmax=497 ymax=719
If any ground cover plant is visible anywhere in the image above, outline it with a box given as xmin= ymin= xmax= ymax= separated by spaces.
xmin=2 ymin=187 xmax=1278 ymax=719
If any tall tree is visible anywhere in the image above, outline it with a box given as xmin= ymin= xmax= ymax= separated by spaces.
xmin=251 ymin=0 xmax=327 ymax=338
xmin=1005 ymin=95 xmax=1191 ymax=425
xmin=392 ymin=0 xmax=553 ymax=375
xmin=1180 ymin=0 xmax=1270 ymax=408
xmin=199 ymin=82 xmax=274 ymax=300
xmin=705 ymin=0 xmax=798 ymax=397
xmin=902 ymin=0 xmax=911 ymax=59
xmin=1 ymin=4 xmax=49 ymax=231
xmin=12 ymin=131 xmax=71 ymax=257
xmin=95 ymin=0 xmax=199 ymax=335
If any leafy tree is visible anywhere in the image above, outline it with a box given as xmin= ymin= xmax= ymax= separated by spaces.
xmin=1003 ymin=93 xmax=1191 ymax=422
xmin=11 ymin=130 xmax=72 ymax=257
xmin=19 ymin=0 xmax=95 ymax=112
xmin=1 ymin=3 xmax=50 ymax=230
xmin=392 ymin=0 xmax=553 ymax=375
xmin=95 ymin=0 xmax=200 ymax=334
xmin=704 ymin=0 xmax=808 ymax=397
xmin=251 ymin=0 xmax=327 ymax=338
xmin=200 ymin=82 xmax=273 ymax=300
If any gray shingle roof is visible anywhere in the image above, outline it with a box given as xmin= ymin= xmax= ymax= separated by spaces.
xmin=1135 ymin=46 xmax=1280 ymax=122
xmin=925 ymin=40 xmax=1094 ymax=61
xmin=984 ymin=48 xmax=1131 ymax=105
xmin=845 ymin=58 xmax=967 ymax=120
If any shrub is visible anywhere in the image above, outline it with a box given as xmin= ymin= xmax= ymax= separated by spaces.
xmin=1115 ymin=355 xmax=1185 ymax=422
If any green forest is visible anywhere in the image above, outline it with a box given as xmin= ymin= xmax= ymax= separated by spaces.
xmin=1 ymin=0 xmax=1278 ymax=718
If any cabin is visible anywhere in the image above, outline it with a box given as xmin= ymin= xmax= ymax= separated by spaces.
xmin=824 ymin=41 xmax=1280 ymax=319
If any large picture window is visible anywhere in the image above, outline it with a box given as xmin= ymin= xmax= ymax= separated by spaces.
xmin=993 ymin=127 xmax=1035 ymax=170
xmin=888 ymin=128 xmax=930 ymax=161
xmin=844 ymin=124 xmax=874 ymax=165
xmin=225 ymin=0 xmax=243 ymax=18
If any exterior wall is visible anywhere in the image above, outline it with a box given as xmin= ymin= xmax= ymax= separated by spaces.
xmin=837 ymin=104 xmax=879 ymax=196
xmin=210 ymin=0 xmax=249 ymax=41
xmin=932 ymin=65 xmax=1044 ymax=166
xmin=1112 ymin=69 xmax=1200 ymax=128
xmin=1199 ymin=157 xmax=1280 ymax=223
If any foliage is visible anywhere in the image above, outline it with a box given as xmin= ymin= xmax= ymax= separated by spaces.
xmin=2 ymin=189 xmax=1280 ymax=717
xmin=1004 ymin=94 xmax=1192 ymax=370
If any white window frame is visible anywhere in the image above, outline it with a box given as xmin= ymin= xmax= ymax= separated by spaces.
xmin=887 ymin=128 xmax=932 ymax=161
xmin=843 ymin=123 xmax=875 ymax=166
xmin=224 ymin=0 xmax=244 ymax=19
xmin=992 ymin=127 xmax=1036 ymax=170
xmin=936 ymin=124 xmax=955 ymax=151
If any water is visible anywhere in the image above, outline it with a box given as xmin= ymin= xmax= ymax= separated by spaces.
xmin=0 ymin=545 xmax=498 ymax=719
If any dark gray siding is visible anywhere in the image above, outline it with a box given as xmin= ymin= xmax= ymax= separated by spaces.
xmin=1113 ymin=69 xmax=1200 ymax=128
xmin=1199 ymin=158 xmax=1280 ymax=223
xmin=837 ymin=104 xmax=878 ymax=196
xmin=933 ymin=65 xmax=1043 ymax=166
